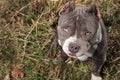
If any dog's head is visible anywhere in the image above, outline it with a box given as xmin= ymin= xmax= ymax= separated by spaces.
xmin=57 ymin=2 xmax=102 ymax=60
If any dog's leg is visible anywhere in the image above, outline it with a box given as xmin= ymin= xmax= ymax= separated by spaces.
xmin=47 ymin=17 xmax=58 ymax=57
xmin=61 ymin=50 xmax=68 ymax=62
xmin=47 ymin=35 xmax=57 ymax=57
xmin=91 ymin=59 xmax=105 ymax=80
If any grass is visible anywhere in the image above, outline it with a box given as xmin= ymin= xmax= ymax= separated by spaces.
xmin=0 ymin=0 xmax=120 ymax=80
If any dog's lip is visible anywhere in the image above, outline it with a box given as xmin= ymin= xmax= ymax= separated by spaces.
xmin=68 ymin=53 xmax=77 ymax=57
xmin=76 ymin=52 xmax=84 ymax=57
xmin=67 ymin=52 xmax=85 ymax=58
xmin=68 ymin=53 xmax=77 ymax=58
xmin=67 ymin=52 xmax=82 ymax=58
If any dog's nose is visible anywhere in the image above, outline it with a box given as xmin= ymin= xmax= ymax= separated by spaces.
xmin=69 ymin=43 xmax=80 ymax=53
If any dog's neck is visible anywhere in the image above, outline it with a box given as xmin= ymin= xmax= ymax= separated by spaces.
xmin=88 ymin=22 xmax=102 ymax=55
xmin=96 ymin=22 xmax=102 ymax=44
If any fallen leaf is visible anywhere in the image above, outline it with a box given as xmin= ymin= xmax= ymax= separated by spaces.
xmin=11 ymin=69 xmax=24 ymax=78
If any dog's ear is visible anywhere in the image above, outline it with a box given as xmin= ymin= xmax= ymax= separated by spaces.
xmin=87 ymin=3 xmax=101 ymax=19
xmin=59 ymin=1 xmax=75 ymax=16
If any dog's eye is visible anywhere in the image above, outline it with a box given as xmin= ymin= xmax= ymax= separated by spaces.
xmin=85 ymin=31 xmax=91 ymax=36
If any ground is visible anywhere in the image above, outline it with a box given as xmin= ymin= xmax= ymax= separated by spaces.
xmin=0 ymin=0 xmax=120 ymax=80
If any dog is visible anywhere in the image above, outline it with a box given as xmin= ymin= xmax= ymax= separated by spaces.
xmin=50 ymin=2 xmax=107 ymax=80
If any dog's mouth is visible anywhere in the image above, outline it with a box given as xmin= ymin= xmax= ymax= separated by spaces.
xmin=67 ymin=53 xmax=79 ymax=58
xmin=67 ymin=53 xmax=78 ymax=58
xmin=64 ymin=48 xmax=85 ymax=58
xmin=66 ymin=51 xmax=89 ymax=61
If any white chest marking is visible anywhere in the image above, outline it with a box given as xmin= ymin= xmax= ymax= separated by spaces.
xmin=91 ymin=74 xmax=102 ymax=80
xmin=78 ymin=55 xmax=88 ymax=61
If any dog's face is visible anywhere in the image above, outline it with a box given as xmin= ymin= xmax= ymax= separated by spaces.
xmin=57 ymin=2 xmax=101 ymax=60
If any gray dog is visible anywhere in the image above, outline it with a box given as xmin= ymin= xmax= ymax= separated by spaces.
xmin=50 ymin=2 xmax=107 ymax=80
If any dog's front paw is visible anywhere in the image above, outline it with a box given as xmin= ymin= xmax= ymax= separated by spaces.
xmin=91 ymin=74 xmax=102 ymax=80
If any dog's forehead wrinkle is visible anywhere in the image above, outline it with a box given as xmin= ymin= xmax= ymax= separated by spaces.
xmin=58 ymin=14 xmax=77 ymax=26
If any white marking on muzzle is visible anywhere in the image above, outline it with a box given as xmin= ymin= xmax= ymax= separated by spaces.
xmin=62 ymin=35 xmax=77 ymax=55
